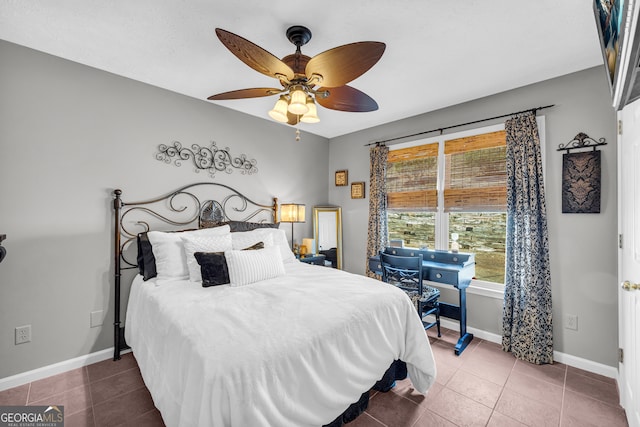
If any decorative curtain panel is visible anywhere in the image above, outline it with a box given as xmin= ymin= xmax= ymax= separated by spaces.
xmin=502 ymin=112 xmax=553 ymax=364
xmin=366 ymin=144 xmax=389 ymax=278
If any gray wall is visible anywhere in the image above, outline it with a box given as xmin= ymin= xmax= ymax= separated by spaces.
xmin=328 ymin=66 xmax=619 ymax=367
xmin=0 ymin=37 xmax=620 ymax=377
xmin=0 ymin=40 xmax=329 ymax=378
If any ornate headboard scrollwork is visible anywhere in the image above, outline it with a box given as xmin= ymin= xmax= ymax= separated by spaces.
xmin=112 ymin=183 xmax=278 ymax=360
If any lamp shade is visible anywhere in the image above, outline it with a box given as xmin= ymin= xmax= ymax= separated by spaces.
xmin=302 ymin=238 xmax=316 ymax=255
xmin=287 ymin=88 xmax=309 ymax=115
xmin=280 ymin=203 xmax=306 ymax=223
xmin=300 ymin=96 xmax=320 ymax=123
xmin=268 ymin=95 xmax=289 ymax=123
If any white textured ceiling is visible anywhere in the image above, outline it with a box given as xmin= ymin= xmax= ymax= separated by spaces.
xmin=0 ymin=0 xmax=604 ymax=139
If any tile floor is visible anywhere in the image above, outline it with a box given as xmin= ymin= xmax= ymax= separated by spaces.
xmin=0 ymin=327 xmax=629 ymax=427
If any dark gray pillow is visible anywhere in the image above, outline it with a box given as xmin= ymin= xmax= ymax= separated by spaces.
xmin=137 ymin=232 xmax=157 ymax=281
xmin=194 ymin=252 xmax=229 ymax=287
xmin=200 ymin=220 xmax=280 ymax=232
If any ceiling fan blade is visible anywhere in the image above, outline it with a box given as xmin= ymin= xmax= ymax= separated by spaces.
xmin=215 ymin=28 xmax=295 ymax=81
xmin=316 ymin=85 xmax=379 ymax=112
xmin=305 ymin=42 xmax=385 ymax=88
xmin=207 ymin=88 xmax=281 ymax=100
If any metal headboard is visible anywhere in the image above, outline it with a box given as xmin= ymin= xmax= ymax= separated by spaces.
xmin=112 ymin=182 xmax=278 ymax=360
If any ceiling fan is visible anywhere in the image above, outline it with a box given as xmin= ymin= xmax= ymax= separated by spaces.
xmin=208 ymin=26 xmax=386 ymax=126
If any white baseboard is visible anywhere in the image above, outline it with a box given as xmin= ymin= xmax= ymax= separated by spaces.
xmin=0 ymin=347 xmax=131 ymax=392
xmin=437 ymin=318 xmax=618 ymax=379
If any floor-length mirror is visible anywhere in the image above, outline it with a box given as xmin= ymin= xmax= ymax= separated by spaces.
xmin=313 ymin=206 xmax=343 ymax=269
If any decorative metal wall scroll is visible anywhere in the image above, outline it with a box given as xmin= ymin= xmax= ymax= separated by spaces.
xmin=156 ymin=141 xmax=258 ymax=178
xmin=558 ymin=133 xmax=606 ymax=214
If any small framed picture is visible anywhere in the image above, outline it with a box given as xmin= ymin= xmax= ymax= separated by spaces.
xmin=335 ymin=170 xmax=348 ymax=186
xmin=351 ymin=182 xmax=365 ymax=199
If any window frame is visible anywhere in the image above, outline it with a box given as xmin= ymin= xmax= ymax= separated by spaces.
xmin=386 ymin=118 xmax=546 ymax=298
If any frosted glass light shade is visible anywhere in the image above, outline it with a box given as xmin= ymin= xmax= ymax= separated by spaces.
xmin=287 ymin=88 xmax=309 ymax=115
xmin=268 ymin=96 xmax=289 ymax=122
xmin=300 ymin=96 xmax=320 ymax=123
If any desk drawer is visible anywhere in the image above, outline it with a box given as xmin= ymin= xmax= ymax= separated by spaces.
xmin=426 ymin=268 xmax=458 ymax=285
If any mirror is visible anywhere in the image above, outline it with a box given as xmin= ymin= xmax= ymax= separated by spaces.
xmin=313 ymin=206 xmax=343 ymax=269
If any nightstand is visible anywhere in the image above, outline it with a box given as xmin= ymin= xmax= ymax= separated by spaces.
xmin=300 ymin=254 xmax=326 ymax=266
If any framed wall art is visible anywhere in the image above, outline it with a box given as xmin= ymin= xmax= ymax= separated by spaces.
xmin=558 ymin=133 xmax=606 ymax=214
xmin=351 ymin=182 xmax=365 ymax=199
xmin=335 ymin=170 xmax=348 ymax=186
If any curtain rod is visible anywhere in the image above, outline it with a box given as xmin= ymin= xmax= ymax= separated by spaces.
xmin=364 ymin=104 xmax=555 ymax=146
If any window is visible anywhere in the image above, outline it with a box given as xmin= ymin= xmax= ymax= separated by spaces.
xmin=386 ymin=125 xmax=508 ymax=285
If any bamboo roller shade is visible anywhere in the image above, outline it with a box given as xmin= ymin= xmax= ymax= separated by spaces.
xmin=387 ymin=130 xmax=507 ymax=212
xmin=443 ymin=187 xmax=507 ymax=212
xmin=444 ymin=130 xmax=506 ymax=154
xmin=387 ymin=190 xmax=437 ymax=210
xmin=387 ymin=143 xmax=438 ymax=162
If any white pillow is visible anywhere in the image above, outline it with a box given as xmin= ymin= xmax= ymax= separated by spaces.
xmin=235 ymin=228 xmax=296 ymax=263
xmin=225 ymin=246 xmax=285 ymax=286
xmin=231 ymin=229 xmax=274 ymax=250
xmin=181 ymin=233 xmax=233 ymax=282
xmin=147 ymin=225 xmax=231 ymax=280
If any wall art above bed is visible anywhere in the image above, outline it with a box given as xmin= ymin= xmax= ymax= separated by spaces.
xmin=156 ymin=140 xmax=258 ymax=178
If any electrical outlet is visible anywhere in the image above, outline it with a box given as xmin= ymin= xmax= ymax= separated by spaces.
xmin=565 ymin=314 xmax=578 ymax=331
xmin=90 ymin=310 xmax=104 ymax=328
xmin=15 ymin=325 xmax=31 ymax=344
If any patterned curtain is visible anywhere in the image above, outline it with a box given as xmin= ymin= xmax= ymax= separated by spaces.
xmin=502 ymin=112 xmax=553 ymax=364
xmin=366 ymin=144 xmax=389 ymax=278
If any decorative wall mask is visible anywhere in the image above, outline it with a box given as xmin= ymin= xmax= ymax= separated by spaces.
xmin=156 ymin=141 xmax=258 ymax=178
xmin=558 ymin=133 xmax=606 ymax=214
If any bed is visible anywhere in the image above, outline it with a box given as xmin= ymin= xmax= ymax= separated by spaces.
xmin=113 ymin=183 xmax=436 ymax=427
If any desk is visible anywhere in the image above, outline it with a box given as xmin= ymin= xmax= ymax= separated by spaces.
xmin=369 ymin=247 xmax=475 ymax=355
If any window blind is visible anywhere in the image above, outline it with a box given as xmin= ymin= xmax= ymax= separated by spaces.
xmin=443 ymin=130 xmax=507 ymax=212
xmin=386 ymin=143 xmax=438 ymax=211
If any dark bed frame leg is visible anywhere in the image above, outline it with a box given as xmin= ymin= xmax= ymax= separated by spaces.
xmin=113 ymin=189 xmax=122 ymax=361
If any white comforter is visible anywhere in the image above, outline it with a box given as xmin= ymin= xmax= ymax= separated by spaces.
xmin=125 ymin=261 xmax=436 ymax=427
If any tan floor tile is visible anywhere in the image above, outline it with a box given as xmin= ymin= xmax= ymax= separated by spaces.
xmin=0 ymin=383 xmax=29 ymax=405
xmin=90 ymin=368 xmax=146 ymax=405
xmin=562 ymin=390 xmax=628 ymax=427
xmin=28 ymin=367 xmax=89 ymax=403
xmin=567 ymin=365 xmax=616 ymax=385
xmin=434 ymin=360 xmax=457 ymax=386
xmin=511 ymin=359 xmax=566 ymax=387
xmin=495 ymin=388 xmax=560 ymax=426
xmin=504 ymin=369 xmax=563 ymax=410
xmin=366 ymin=388 xmax=426 ymax=427
xmin=29 ymin=383 xmax=92 ymax=417
xmin=391 ymin=377 xmax=443 ymax=404
xmin=93 ymin=387 xmax=155 ymax=427
xmin=424 ymin=387 xmax=493 ymax=427
xmin=412 ymin=408 xmax=458 ymax=427
xmin=120 ymin=408 xmax=166 ymax=427
xmin=86 ymin=353 xmax=138 ymax=383
xmin=460 ymin=354 xmax=512 ymax=386
xmin=447 ymin=369 xmax=503 ymax=408
xmin=487 ymin=411 xmax=528 ymax=427
xmin=350 ymin=412 xmax=387 ymax=427
xmin=565 ymin=367 xmax=620 ymax=407
xmin=65 ymin=407 xmax=95 ymax=427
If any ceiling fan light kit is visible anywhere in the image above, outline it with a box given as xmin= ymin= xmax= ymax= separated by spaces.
xmin=208 ymin=25 xmax=385 ymax=135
